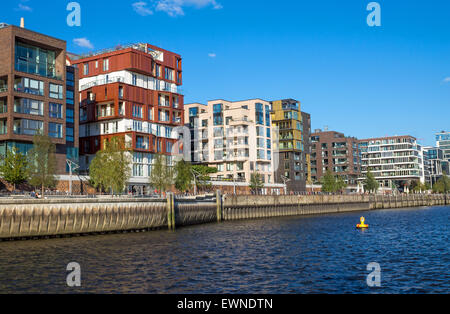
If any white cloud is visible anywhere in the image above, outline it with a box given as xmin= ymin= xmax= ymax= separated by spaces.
xmin=15 ymin=3 xmax=32 ymax=12
xmin=208 ymin=53 xmax=216 ymax=58
xmin=73 ymin=38 xmax=94 ymax=49
xmin=132 ymin=2 xmax=154 ymax=16
xmin=155 ymin=0 xmax=222 ymax=17
xmin=443 ymin=77 xmax=450 ymax=84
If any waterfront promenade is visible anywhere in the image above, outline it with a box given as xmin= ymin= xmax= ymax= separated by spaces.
xmin=0 ymin=194 xmax=447 ymax=240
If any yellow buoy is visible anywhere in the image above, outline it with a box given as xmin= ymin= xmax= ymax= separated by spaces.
xmin=356 ymin=217 xmax=369 ymax=229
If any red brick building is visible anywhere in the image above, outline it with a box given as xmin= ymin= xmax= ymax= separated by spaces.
xmin=0 ymin=22 xmax=80 ymax=192
xmin=310 ymin=129 xmax=360 ymax=191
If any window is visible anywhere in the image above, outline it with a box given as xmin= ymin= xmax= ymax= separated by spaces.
xmin=15 ymin=42 xmax=57 ymax=79
xmin=14 ymin=119 xmax=43 ymax=136
xmin=66 ymin=90 xmax=74 ymax=105
xmin=136 ymin=136 xmax=149 ymax=149
xmin=103 ymin=59 xmax=109 ymax=71
xmin=83 ymin=63 xmax=89 ymax=76
xmin=148 ymin=107 xmax=153 ymax=121
xmin=14 ymin=77 xmax=44 ymax=96
xmin=14 ymin=98 xmax=44 ymax=116
xmin=265 ymin=105 xmax=271 ymax=126
xmin=165 ymin=68 xmax=174 ymax=81
xmin=49 ymin=83 xmax=63 ymax=99
xmin=49 ymin=103 xmax=63 ymax=119
xmin=255 ymin=103 xmax=264 ymax=125
xmin=66 ymin=127 xmax=74 ymax=142
xmin=66 ymin=108 xmax=74 ymax=123
xmin=132 ymin=74 xmax=137 ymax=85
xmin=0 ymin=120 xmax=7 ymax=135
xmin=66 ymin=72 xmax=74 ymax=86
xmin=133 ymin=105 xmax=143 ymax=118
xmin=257 ymin=150 xmax=265 ymax=159
xmin=49 ymin=123 xmax=63 ymax=138
xmin=166 ymin=141 xmax=173 ymax=153
xmin=256 ymin=126 xmax=264 ymax=137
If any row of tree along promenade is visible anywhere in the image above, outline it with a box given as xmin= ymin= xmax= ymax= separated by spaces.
xmin=1 ymin=135 xmax=449 ymax=197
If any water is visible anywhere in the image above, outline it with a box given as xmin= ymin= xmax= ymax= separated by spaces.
xmin=0 ymin=206 xmax=448 ymax=294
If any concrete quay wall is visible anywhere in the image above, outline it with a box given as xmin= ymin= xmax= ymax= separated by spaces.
xmin=0 ymin=194 xmax=448 ymax=240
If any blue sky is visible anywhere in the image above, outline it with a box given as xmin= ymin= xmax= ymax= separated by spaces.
xmin=2 ymin=0 xmax=449 ymax=146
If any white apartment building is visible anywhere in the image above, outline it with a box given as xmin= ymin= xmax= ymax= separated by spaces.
xmin=359 ymin=135 xmax=425 ymax=192
xmin=185 ymin=99 xmax=280 ymax=191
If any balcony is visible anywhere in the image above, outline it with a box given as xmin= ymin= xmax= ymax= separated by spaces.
xmin=80 ymin=76 xmax=125 ymax=91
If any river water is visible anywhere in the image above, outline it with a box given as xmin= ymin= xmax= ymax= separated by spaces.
xmin=0 ymin=206 xmax=448 ymax=294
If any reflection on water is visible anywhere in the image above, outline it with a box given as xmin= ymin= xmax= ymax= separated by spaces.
xmin=0 ymin=206 xmax=448 ymax=294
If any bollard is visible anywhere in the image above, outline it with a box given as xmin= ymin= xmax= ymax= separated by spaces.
xmin=216 ymin=190 xmax=222 ymax=222
xmin=166 ymin=193 xmax=176 ymax=230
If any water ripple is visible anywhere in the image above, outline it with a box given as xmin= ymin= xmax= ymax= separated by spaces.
xmin=0 ymin=206 xmax=448 ymax=294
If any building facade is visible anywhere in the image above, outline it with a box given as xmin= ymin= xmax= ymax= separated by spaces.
xmin=185 ymin=99 xmax=283 ymax=194
xmin=436 ymin=131 xmax=450 ymax=164
xmin=310 ymin=130 xmax=360 ymax=190
xmin=270 ymin=99 xmax=311 ymax=192
xmin=0 ymin=23 xmax=79 ymax=189
xmin=422 ymin=146 xmax=448 ymax=186
xmin=70 ymin=43 xmax=183 ymax=194
xmin=358 ymin=135 xmax=425 ymax=192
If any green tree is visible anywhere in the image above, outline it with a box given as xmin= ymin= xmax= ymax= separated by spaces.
xmin=0 ymin=147 xmax=28 ymax=191
xmin=27 ymin=133 xmax=57 ymax=197
xmin=89 ymin=137 xmax=131 ymax=195
xmin=363 ymin=170 xmax=379 ymax=194
xmin=149 ymin=154 xmax=173 ymax=196
xmin=321 ymin=170 xmax=336 ymax=193
xmin=335 ymin=175 xmax=348 ymax=193
xmin=433 ymin=172 xmax=450 ymax=194
xmin=191 ymin=165 xmax=217 ymax=191
xmin=174 ymin=159 xmax=192 ymax=192
xmin=249 ymin=172 xmax=264 ymax=194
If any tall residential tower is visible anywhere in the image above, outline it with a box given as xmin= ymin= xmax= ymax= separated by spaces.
xmin=0 ymin=22 xmax=79 ymax=191
xmin=270 ymin=99 xmax=311 ymax=192
xmin=70 ymin=43 xmax=183 ymax=194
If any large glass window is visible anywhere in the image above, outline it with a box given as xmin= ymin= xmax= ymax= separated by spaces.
xmin=14 ymin=98 xmax=44 ymax=116
xmin=49 ymin=83 xmax=63 ymax=99
xmin=49 ymin=103 xmax=63 ymax=119
xmin=14 ymin=77 xmax=44 ymax=96
xmin=213 ymin=104 xmax=223 ymax=126
xmin=13 ymin=119 xmax=43 ymax=135
xmin=49 ymin=123 xmax=63 ymax=138
xmin=15 ymin=42 xmax=57 ymax=79
xmin=255 ymin=103 xmax=264 ymax=125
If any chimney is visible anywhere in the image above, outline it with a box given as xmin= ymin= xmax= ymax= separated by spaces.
xmin=20 ymin=17 xmax=24 ymax=28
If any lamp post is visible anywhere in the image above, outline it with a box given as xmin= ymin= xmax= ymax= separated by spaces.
xmin=66 ymin=159 xmax=80 ymax=196
xmin=190 ymin=168 xmax=201 ymax=196
xmin=281 ymin=175 xmax=291 ymax=195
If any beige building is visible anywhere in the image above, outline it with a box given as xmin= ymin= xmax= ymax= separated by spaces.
xmin=185 ymin=99 xmax=282 ymax=193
